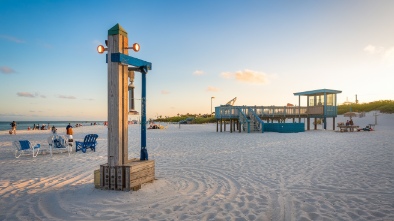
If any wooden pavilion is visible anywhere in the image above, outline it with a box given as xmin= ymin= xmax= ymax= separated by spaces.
xmin=214 ymin=88 xmax=342 ymax=133
xmin=293 ymin=89 xmax=342 ymax=130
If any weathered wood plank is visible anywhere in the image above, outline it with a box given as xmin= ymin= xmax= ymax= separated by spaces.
xmin=100 ymin=160 xmax=155 ymax=191
xmin=129 ymin=167 xmax=155 ymax=180
xmin=130 ymin=175 xmax=155 ymax=188
xmin=94 ymin=169 xmax=100 ymax=189
xmin=116 ymin=166 xmax=123 ymax=191
xmin=110 ymin=166 xmax=116 ymax=190
xmin=125 ymin=166 xmax=130 ymax=190
xmin=104 ymin=165 xmax=110 ymax=190
xmin=108 ymin=30 xmax=129 ymax=167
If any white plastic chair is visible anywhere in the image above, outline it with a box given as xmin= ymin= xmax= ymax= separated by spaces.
xmin=48 ymin=134 xmax=71 ymax=156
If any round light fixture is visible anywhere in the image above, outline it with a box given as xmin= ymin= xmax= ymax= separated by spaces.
xmin=97 ymin=45 xmax=107 ymax=54
xmin=132 ymin=43 xmax=140 ymax=52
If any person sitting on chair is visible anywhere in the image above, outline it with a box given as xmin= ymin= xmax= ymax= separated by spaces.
xmin=51 ymin=125 xmax=57 ymax=134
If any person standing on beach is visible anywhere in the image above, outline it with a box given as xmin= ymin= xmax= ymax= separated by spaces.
xmin=10 ymin=121 xmax=16 ymax=135
xmin=66 ymin=123 xmax=73 ymax=136
xmin=66 ymin=123 xmax=74 ymax=145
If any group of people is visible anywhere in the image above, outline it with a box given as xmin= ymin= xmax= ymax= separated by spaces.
xmin=28 ymin=124 xmax=50 ymax=131
xmin=346 ymin=119 xmax=354 ymax=126
xmin=50 ymin=123 xmax=74 ymax=135
xmin=9 ymin=121 xmax=74 ymax=137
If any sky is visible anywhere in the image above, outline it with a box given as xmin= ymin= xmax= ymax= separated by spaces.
xmin=1 ymin=0 xmax=393 ymax=121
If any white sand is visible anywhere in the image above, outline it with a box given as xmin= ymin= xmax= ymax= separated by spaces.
xmin=0 ymin=113 xmax=393 ymax=221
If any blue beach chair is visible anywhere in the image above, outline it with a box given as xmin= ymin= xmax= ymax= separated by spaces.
xmin=75 ymin=134 xmax=98 ymax=153
xmin=14 ymin=140 xmax=41 ymax=158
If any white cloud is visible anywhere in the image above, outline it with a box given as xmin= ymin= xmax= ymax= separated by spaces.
xmin=206 ymin=86 xmax=220 ymax=92
xmin=364 ymin=45 xmax=378 ymax=54
xmin=0 ymin=66 xmax=16 ymax=74
xmin=0 ymin=35 xmax=25 ymax=43
xmin=193 ymin=70 xmax=205 ymax=76
xmin=220 ymin=69 xmax=269 ymax=84
xmin=58 ymin=95 xmax=76 ymax=99
xmin=383 ymin=47 xmax=394 ymax=65
xmin=220 ymin=72 xmax=233 ymax=79
xmin=17 ymin=92 xmax=35 ymax=98
xmin=364 ymin=44 xmax=394 ymax=65
xmin=93 ymin=40 xmax=104 ymax=46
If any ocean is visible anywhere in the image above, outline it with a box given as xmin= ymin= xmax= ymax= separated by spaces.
xmin=0 ymin=121 xmax=105 ymax=132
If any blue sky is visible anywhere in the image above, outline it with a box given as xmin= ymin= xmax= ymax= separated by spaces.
xmin=1 ymin=0 xmax=393 ymax=121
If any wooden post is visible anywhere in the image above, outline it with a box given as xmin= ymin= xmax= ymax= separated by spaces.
xmin=314 ymin=118 xmax=317 ymax=130
xmin=216 ymin=120 xmax=218 ymax=132
xmin=333 ymin=117 xmax=335 ymax=131
xmin=107 ymin=24 xmax=129 ymax=166
xmin=230 ymin=119 xmax=233 ymax=133
xmin=307 ymin=117 xmax=310 ymax=130
xmin=236 ymin=120 xmax=239 ymax=131
xmin=99 ymin=23 xmax=155 ymax=191
xmin=220 ymin=119 xmax=222 ymax=132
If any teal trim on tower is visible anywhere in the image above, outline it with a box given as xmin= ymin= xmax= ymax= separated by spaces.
xmin=293 ymin=89 xmax=342 ymax=96
xmin=108 ymin=23 xmax=128 ymax=37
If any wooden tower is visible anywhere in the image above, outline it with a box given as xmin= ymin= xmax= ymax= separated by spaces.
xmin=96 ymin=23 xmax=155 ymax=191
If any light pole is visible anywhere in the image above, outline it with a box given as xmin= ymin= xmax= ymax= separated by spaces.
xmin=211 ymin=96 xmax=215 ymax=116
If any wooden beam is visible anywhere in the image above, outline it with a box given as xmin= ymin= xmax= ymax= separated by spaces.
xmin=111 ymin=53 xmax=152 ymax=70
xmin=107 ymin=28 xmax=129 ymax=167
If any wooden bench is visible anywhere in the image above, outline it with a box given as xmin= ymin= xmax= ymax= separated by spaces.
xmin=338 ymin=125 xmax=359 ymax=132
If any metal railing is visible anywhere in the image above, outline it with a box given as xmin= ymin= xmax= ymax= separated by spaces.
xmin=236 ymin=107 xmax=250 ymax=133
xmin=216 ymin=105 xmax=334 ymax=118
xmin=248 ymin=107 xmax=264 ymax=133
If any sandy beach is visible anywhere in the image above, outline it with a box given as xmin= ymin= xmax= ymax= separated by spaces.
xmin=0 ymin=113 xmax=393 ymax=221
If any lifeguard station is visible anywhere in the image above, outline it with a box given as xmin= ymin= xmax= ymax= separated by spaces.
xmin=293 ymin=89 xmax=342 ymax=130
xmin=95 ymin=24 xmax=155 ymax=191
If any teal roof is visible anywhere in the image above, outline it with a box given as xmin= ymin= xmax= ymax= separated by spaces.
xmin=108 ymin=23 xmax=127 ymax=37
xmin=293 ymin=89 xmax=342 ymax=96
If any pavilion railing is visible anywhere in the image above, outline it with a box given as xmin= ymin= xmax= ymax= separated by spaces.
xmin=236 ymin=106 xmax=250 ymax=133
xmin=247 ymin=107 xmax=264 ymax=133
xmin=215 ymin=105 xmax=335 ymax=119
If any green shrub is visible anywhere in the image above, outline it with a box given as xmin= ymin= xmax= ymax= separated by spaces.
xmin=338 ymin=100 xmax=394 ymax=114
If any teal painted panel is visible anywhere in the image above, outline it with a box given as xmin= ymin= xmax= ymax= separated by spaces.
xmin=293 ymin=89 xmax=342 ymax=96
xmin=263 ymin=123 xmax=305 ymax=133
xmin=111 ymin=53 xmax=152 ymax=70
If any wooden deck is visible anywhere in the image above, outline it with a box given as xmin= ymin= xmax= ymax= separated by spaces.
xmin=215 ymin=105 xmax=340 ymax=132
xmin=215 ymin=105 xmax=338 ymax=119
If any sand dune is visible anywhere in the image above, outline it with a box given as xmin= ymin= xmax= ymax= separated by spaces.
xmin=0 ymin=113 xmax=393 ymax=220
